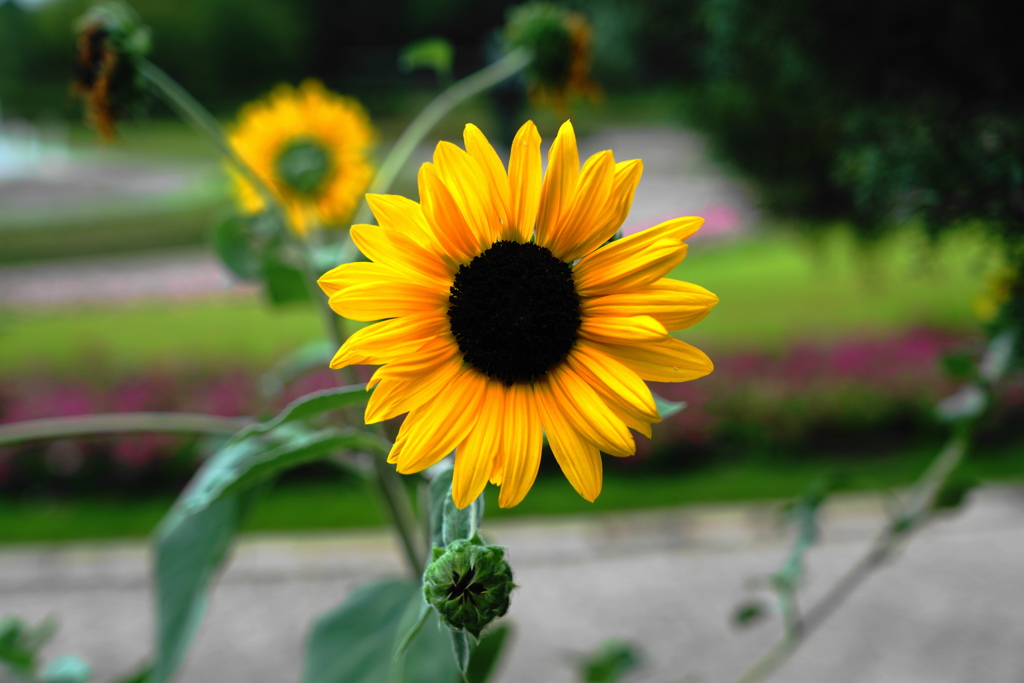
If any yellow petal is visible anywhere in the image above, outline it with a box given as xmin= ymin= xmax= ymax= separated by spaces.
xmin=489 ymin=449 xmax=505 ymax=487
xmin=566 ymin=344 xmax=659 ymax=426
xmin=365 ymin=352 xmax=462 ymax=423
xmin=508 ymin=121 xmax=542 ymax=242
xmin=433 ymin=141 xmax=502 ymax=250
xmin=575 ymin=240 xmax=688 ymax=297
xmin=498 ymin=383 xmax=543 ymax=508
xmin=365 ymin=194 xmax=437 ymax=249
xmin=328 ymin=281 xmax=446 ymax=321
xmin=350 ymin=224 xmax=454 ymax=289
xmin=536 ymin=120 xmax=580 ymax=249
xmin=546 ymin=365 xmax=635 ymax=457
xmin=566 ymin=159 xmax=644 ymax=262
xmin=329 ymin=313 xmax=449 ymax=368
xmin=452 ymin=380 xmax=506 ymax=508
xmin=536 ymin=381 xmax=603 ymax=502
xmin=368 ymin=334 xmax=458 ymax=383
xmin=393 ymin=368 xmax=488 ymax=474
xmin=574 ymin=215 xmax=703 ymax=289
xmin=418 ymin=162 xmax=481 ymax=266
xmin=578 ymin=314 xmax=669 ymax=345
xmin=581 ymin=278 xmax=719 ymax=331
xmin=463 ymin=124 xmax=512 ymax=238
xmin=318 ymin=262 xmax=401 ymax=297
xmin=588 ymin=337 xmax=714 ymax=383
xmin=542 ymin=150 xmax=615 ymax=262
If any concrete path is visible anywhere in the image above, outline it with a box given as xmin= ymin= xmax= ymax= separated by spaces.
xmin=3 ymin=487 xmax=1023 ymax=683
xmin=0 ymin=126 xmax=757 ymax=308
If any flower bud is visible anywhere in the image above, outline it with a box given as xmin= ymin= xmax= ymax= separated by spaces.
xmin=504 ymin=2 xmax=597 ymax=111
xmin=72 ymin=1 xmax=152 ymax=139
xmin=423 ymin=539 xmax=514 ymax=639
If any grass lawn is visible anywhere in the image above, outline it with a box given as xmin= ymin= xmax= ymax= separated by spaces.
xmin=1 ymin=440 xmax=1019 ymax=544
xmin=0 ymin=224 xmax=1003 ymax=376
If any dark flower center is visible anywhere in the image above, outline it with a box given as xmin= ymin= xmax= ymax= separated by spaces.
xmin=445 ymin=567 xmax=487 ymax=607
xmin=447 ymin=240 xmax=580 ymax=385
xmin=275 ymin=138 xmax=333 ymax=196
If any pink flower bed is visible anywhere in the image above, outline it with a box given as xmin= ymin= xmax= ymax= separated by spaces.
xmin=1 ymin=328 xmax=1017 ymax=493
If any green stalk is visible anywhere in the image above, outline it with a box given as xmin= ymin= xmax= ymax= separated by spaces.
xmin=302 ymin=49 xmax=533 ymax=573
xmin=731 ymin=330 xmax=1015 ymax=683
xmin=298 ymin=217 xmax=426 ymax=574
xmin=138 ymin=60 xmax=283 ymax=217
xmin=351 ymin=47 xmax=532 ymax=225
xmin=0 ymin=413 xmax=252 ymax=447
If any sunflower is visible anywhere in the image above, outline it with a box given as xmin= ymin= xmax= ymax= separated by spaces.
xmin=227 ymin=80 xmax=375 ymax=236
xmin=319 ymin=120 xmax=717 ymax=508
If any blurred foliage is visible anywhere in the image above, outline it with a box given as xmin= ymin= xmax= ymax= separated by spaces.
xmin=579 ymin=639 xmax=642 ymax=683
xmin=6 ymin=0 xmax=1023 ymax=251
xmin=0 ymin=0 xmax=521 ymax=116
xmin=685 ymin=0 xmax=1024 ymax=245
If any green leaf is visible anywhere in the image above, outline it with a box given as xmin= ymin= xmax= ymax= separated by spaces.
xmin=933 ymin=475 xmax=977 ymax=511
xmin=450 ymin=630 xmax=471 ymax=675
xmin=428 ymin=464 xmax=484 ymax=548
xmin=731 ymin=601 xmax=767 ymax=628
xmin=211 ymin=214 xmax=262 ymax=280
xmin=178 ymin=384 xmax=381 ymax=516
xmin=259 ymin=339 xmax=335 ymax=398
xmin=580 ymin=639 xmax=642 ymax=683
xmin=182 ymin=425 xmax=383 ymax=514
xmin=112 ymin=664 xmax=152 ymax=683
xmin=152 ymin=493 xmax=254 ymax=683
xmin=0 ymin=616 xmax=57 ymax=675
xmin=393 ymin=599 xmax=431 ymax=659
xmin=652 ymin=392 xmax=686 ymax=419
xmin=936 ymin=384 xmax=987 ymax=422
xmin=940 ymin=352 xmax=976 ymax=381
xmin=301 ymin=579 xmax=458 ymax=683
xmin=41 ymin=655 xmax=92 ymax=683
xmin=465 ymin=624 xmax=511 ymax=683
xmin=262 ymin=253 xmax=312 ymax=306
xmin=398 ymin=37 xmax=454 ymax=81
xmin=247 ymin=385 xmax=371 ymax=437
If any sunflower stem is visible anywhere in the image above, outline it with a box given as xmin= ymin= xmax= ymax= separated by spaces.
xmin=0 ymin=413 xmax=252 ymax=447
xmin=138 ymin=60 xmax=284 ymax=221
xmin=297 ymin=217 xmax=426 ymax=576
xmin=372 ymin=452 xmax=427 ymax=573
xmin=351 ymin=47 xmax=532 ymax=225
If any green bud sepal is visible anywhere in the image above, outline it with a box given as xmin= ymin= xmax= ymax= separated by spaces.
xmin=423 ymin=537 xmax=515 ymax=640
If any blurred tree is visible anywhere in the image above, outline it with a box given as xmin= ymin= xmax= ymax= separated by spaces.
xmin=685 ymin=0 xmax=1024 ymax=249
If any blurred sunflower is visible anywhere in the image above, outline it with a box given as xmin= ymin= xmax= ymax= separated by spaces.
xmin=320 ymin=120 xmax=717 ymax=508
xmin=505 ymin=2 xmax=599 ymax=112
xmin=227 ymin=80 xmax=376 ymax=236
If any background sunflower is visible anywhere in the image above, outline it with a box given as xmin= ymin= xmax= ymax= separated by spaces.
xmin=227 ymin=79 xmax=376 ymax=236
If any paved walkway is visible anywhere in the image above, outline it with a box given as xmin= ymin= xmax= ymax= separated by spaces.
xmin=0 ymin=127 xmax=757 ymax=308
xmin=3 ymin=487 xmax=1023 ymax=683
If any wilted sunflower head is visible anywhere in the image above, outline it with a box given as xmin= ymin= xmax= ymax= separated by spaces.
xmin=227 ymin=80 xmax=376 ymax=237
xmin=319 ymin=120 xmax=718 ymax=509
xmin=71 ymin=1 xmax=151 ymax=140
xmin=504 ymin=2 xmax=598 ymax=112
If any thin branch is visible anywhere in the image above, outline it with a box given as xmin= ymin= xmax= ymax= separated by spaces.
xmin=730 ymin=327 xmax=1015 ymax=683
xmin=139 ymin=60 xmax=283 ymax=217
xmin=351 ymin=47 xmax=532 ymax=225
xmin=0 ymin=413 xmax=252 ymax=447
